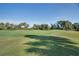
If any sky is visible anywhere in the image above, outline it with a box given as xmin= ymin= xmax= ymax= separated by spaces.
xmin=0 ymin=3 xmax=79 ymax=26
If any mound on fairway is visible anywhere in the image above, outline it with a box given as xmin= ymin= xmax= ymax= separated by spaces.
xmin=0 ymin=30 xmax=79 ymax=56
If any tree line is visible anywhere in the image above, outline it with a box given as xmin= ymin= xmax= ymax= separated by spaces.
xmin=0 ymin=20 xmax=79 ymax=31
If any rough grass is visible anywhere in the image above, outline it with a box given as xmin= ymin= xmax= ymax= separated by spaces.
xmin=0 ymin=30 xmax=79 ymax=56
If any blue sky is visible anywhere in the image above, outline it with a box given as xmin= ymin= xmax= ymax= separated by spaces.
xmin=0 ymin=3 xmax=79 ymax=26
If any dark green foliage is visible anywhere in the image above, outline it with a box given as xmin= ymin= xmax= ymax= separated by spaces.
xmin=18 ymin=22 xmax=29 ymax=29
xmin=73 ymin=23 xmax=79 ymax=31
xmin=39 ymin=24 xmax=50 ymax=30
xmin=32 ymin=24 xmax=40 ymax=30
xmin=57 ymin=20 xmax=73 ymax=30
xmin=0 ymin=22 xmax=29 ymax=30
xmin=32 ymin=24 xmax=50 ymax=30
xmin=0 ymin=20 xmax=79 ymax=31
xmin=50 ymin=24 xmax=54 ymax=29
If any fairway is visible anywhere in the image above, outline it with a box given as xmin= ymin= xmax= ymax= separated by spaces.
xmin=0 ymin=30 xmax=79 ymax=56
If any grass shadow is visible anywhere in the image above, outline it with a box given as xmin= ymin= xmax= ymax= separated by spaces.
xmin=24 ymin=35 xmax=79 ymax=56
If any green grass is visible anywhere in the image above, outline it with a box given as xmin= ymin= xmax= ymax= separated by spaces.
xmin=0 ymin=30 xmax=79 ymax=56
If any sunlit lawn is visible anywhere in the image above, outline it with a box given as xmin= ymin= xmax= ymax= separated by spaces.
xmin=0 ymin=30 xmax=79 ymax=56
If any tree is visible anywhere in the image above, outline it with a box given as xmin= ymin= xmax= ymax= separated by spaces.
xmin=18 ymin=22 xmax=29 ymax=29
xmin=57 ymin=20 xmax=73 ymax=30
xmin=5 ymin=22 xmax=10 ymax=29
xmin=10 ymin=24 xmax=16 ymax=29
xmin=7 ymin=24 xmax=16 ymax=30
xmin=32 ymin=24 xmax=40 ymax=30
xmin=32 ymin=24 xmax=50 ymax=30
xmin=0 ymin=22 xmax=5 ymax=30
xmin=50 ymin=24 xmax=54 ymax=29
xmin=73 ymin=23 xmax=79 ymax=31
xmin=63 ymin=21 xmax=72 ymax=30
xmin=39 ymin=24 xmax=50 ymax=30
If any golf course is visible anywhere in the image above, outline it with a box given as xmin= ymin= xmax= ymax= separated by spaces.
xmin=0 ymin=30 xmax=79 ymax=56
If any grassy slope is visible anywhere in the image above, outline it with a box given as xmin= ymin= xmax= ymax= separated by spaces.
xmin=0 ymin=30 xmax=79 ymax=56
